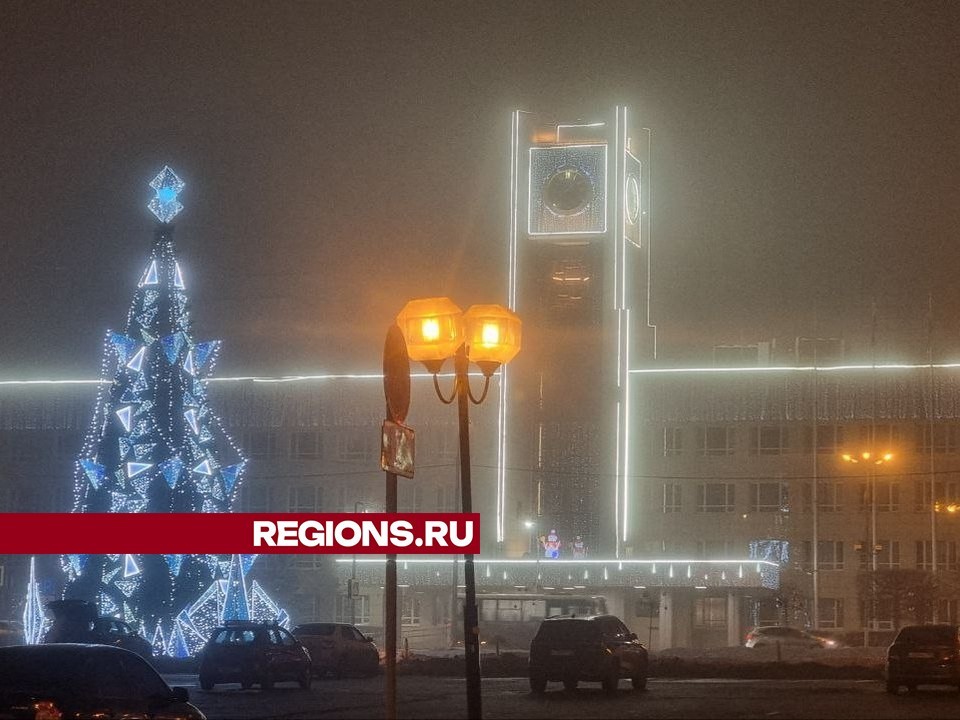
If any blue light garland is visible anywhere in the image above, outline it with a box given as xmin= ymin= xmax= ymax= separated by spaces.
xmin=37 ymin=167 xmax=289 ymax=656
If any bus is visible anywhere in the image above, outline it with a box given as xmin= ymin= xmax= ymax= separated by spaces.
xmin=459 ymin=592 xmax=607 ymax=650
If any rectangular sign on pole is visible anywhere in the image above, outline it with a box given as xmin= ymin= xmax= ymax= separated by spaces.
xmin=381 ymin=419 xmax=415 ymax=478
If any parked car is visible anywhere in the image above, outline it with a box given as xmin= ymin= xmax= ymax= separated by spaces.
xmin=43 ymin=600 xmax=153 ymax=659
xmin=885 ymin=623 xmax=960 ymax=694
xmin=291 ymin=622 xmax=380 ymax=677
xmin=528 ymin=614 xmax=648 ymax=694
xmin=0 ymin=620 xmax=24 ymax=647
xmin=0 ymin=644 xmax=204 ymax=720
xmin=745 ymin=626 xmax=834 ymax=649
xmin=198 ymin=621 xmax=312 ymax=690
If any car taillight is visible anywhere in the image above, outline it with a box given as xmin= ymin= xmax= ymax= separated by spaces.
xmin=32 ymin=700 xmax=63 ymax=720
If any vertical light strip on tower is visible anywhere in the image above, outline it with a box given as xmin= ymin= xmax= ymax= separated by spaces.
xmin=619 ymin=107 xmax=631 ymax=547
xmin=498 ymin=110 xmax=523 ymax=544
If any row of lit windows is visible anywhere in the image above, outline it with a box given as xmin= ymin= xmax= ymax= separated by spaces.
xmin=796 ymin=540 xmax=960 ymax=572
xmin=240 ymin=482 xmax=459 ymax=515
xmin=661 ymin=424 xmax=960 ymax=457
xmin=659 ymin=480 xmax=960 ymax=514
xmin=240 ymin=429 xmax=457 ymax=463
xmin=0 ymin=428 xmax=459 ymax=464
xmin=653 ymin=537 xmax=959 ymax=572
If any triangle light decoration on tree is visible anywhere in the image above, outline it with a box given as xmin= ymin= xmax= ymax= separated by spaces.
xmin=41 ymin=167 xmax=288 ymax=656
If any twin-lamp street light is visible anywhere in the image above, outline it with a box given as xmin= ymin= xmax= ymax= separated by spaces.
xmin=840 ymin=450 xmax=894 ymax=640
xmin=396 ymin=297 xmax=521 ymax=720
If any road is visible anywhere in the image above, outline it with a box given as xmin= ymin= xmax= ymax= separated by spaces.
xmin=162 ymin=674 xmax=960 ymax=719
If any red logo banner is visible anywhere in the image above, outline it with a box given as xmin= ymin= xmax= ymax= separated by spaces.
xmin=0 ymin=513 xmax=480 ymax=554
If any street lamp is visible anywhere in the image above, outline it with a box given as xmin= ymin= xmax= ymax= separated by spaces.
xmin=397 ymin=297 xmax=521 ymax=720
xmin=840 ymin=449 xmax=894 ymax=640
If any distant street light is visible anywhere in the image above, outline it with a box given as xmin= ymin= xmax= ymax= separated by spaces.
xmin=397 ymin=297 xmax=521 ymax=720
xmin=840 ymin=449 xmax=895 ymax=640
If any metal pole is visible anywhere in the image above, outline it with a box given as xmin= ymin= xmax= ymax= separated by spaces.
xmin=811 ymin=344 xmax=819 ymax=631
xmin=455 ymin=345 xmax=482 ymax=720
xmin=928 ymin=293 xmax=938 ymax=620
xmin=869 ymin=463 xmax=877 ymax=646
xmin=385 ymin=472 xmax=398 ymax=720
xmin=352 ymin=501 xmax=363 ymax=627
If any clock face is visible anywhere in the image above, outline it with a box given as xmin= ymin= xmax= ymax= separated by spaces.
xmin=543 ymin=167 xmax=593 ymax=216
xmin=625 ymin=174 xmax=640 ymax=225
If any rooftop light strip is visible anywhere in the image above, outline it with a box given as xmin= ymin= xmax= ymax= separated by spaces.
xmin=11 ymin=361 xmax=960 ymax=386
xmin=0 ymin=371 xmax=499 ymax=386
xmin=336 ymin=558 xmax=778 ymax=567
xmin=629 ymin=362 xmax=960 ymax=374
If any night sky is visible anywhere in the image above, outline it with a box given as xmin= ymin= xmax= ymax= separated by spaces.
xmin=2 ymin=1 xmax=959 ymax=376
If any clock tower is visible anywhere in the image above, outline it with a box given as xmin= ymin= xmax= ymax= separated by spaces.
xmin=497 ymin=107 xmax=654 ymax=557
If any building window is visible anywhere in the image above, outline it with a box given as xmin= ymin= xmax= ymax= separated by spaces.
xmin=400 ymin=483 xmax=423 ymax=512
xmin=0 ymin=486 xmax=19 ymax=512
xmin=245 ymin=430 xmax=278 ymax=459
xmin=917 ymin=425 xmax=960 ymax=454
xmin=336 ymin=594 xmax=371 ymax=624
xmin=436 ymin=430 xmax=458 ymax=460
xmin=291 ymin=430 xmax=323 ymax=459
xmin=860 ymin=540 xmax=900 ymax=569
xmin=755 ymin=425 xmax=786 ymax=455
xmin=288 ymin=485 xmax=321 ymax=513
xmin=939 ymin=599 xmax=959 ymax=624
xmin=748 ymin=482 xmax=787 ymax=512
xmin=695 ymin=540 xmax=731 ymax=559
xmin=917 ymin=540 xmax=959 ymax=571
xmin=859 ymin=481 xmax=900 ymax=512
xmin=817 ymin=598 xmax=844 ymax=629
xmin=693 ymin=597 xmax=726 ymax=628
xmin=662 ymin=483 xmax=682 ymax=513
xmin=243 ymin=484 xmax=269 ymax=512
xmin=337 ymin=433 xmax=373 ymax=462
xmin=916 ymin=479 xmax=960 ymax=512
xmin=803 ymin=540 xmax=844 ymax=570
xmin=699 ymin=426 xmax=734 ymax=456
xmin=435 ymin=484 xmax=458 ymax=511
xmin=663 ymin=427 xmax=683 ymax=456
xmin=819 ymin=425 xmax=844 ymax=454
xmin=401 ymin=593 xmax=422 ymax=626
xmin=859 ymin=423 xmax=902 ymax=446
xmin=801 ymin=481 xmax=843 ymax=512
xmin=294 ymin=555 xmax=326 ymax=570
xmin=697 ymin=483 xmax=735 ymax=513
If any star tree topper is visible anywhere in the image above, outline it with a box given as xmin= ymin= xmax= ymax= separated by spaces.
xmin=148 ymin=166 xmax=185 ymax=223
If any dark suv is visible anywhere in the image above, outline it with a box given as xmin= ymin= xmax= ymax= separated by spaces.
xmin=528 ymin=615 xmax=648 ymax=694
xmin=292 ymin=622 xmax=380 ymax=677
xmin=44 ymin=600 xmax=153 ymax=659
xmin=198 ymin=622 xmax=311 ymax=690
xmin=886 ymin=624 xmax=960 ymax=694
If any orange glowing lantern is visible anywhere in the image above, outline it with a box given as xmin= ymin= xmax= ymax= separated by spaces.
xmin=396 ymin=297 xmax=464 ymax=372
xmin=463 ymin=304 xmax=522 ymax=375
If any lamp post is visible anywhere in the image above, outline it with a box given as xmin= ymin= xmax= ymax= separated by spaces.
xmin=397 ymin=297 xmax=521 ymax=720
xmin=840 ymin=450 xmax=894 ymax=642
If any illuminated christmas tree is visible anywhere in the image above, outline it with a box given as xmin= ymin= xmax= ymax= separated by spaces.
xmin=59 ymin=167 xmax=287 ymax=656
